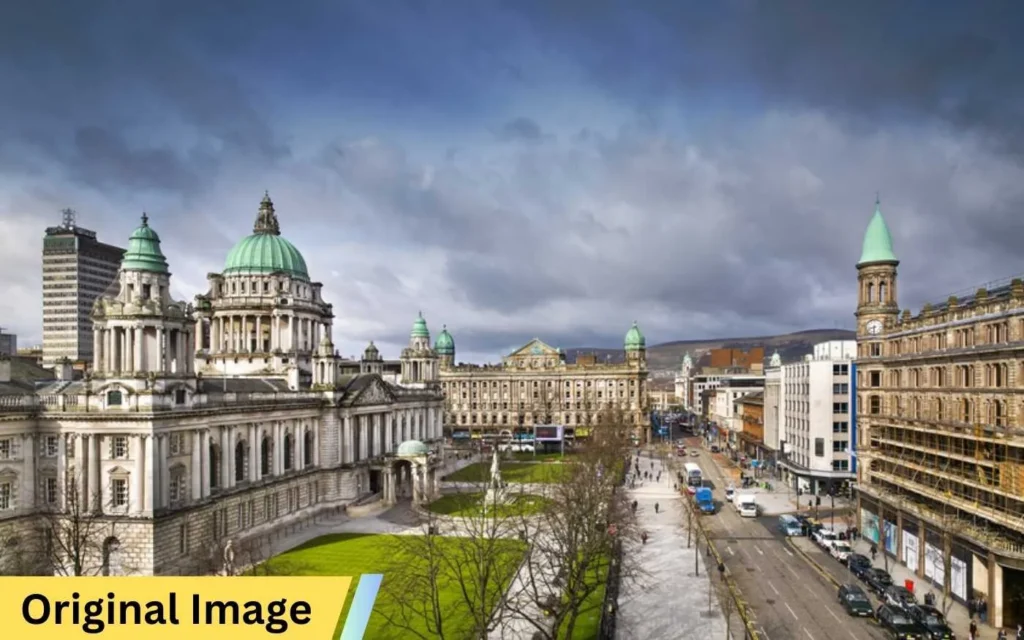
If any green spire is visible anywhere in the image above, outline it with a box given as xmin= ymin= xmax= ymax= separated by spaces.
xmin=411 ymin=312 xmax=430 ymax=338
xmin=434 ymin=325 xmax=455 ymax=355
xmin=858 ymin=198 xmax=898 ymax=265
xmin=121 ymin=213 xmax=169 ymax=273
xmin=624 ymin=321 xmax=646 ymax=351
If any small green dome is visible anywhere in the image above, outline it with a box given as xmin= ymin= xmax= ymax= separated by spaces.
xmin=411 ymin=312 xmax=430 ymax=338
xmin=858 ymin=200 xmax=898 ymax=266
xmin=223 ymin=193 xmax=310 ymax=280
xmin=121 ymin=213 xmax=169 ymax=273
xmin=397 ymin=440 xmax=429 ymax=456
xmin=434 ymin=325 xmax=455 ymax=354
xmin=624 ymin=321 xmax=646 ymax=351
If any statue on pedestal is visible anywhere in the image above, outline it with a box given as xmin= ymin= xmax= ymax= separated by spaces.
xmin=484 ymin=448 xmax=508 ymax=510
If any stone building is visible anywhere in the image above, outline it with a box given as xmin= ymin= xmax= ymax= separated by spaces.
xmin=437 ymin=323 xmax=650 ymax=438
xmin=0 ymin=196 xmax=444 ymax=576
xmin=854 ymin=200 xmax=1024 ymax=628
xmin=674 ymin=352 xmax=694 ymax=410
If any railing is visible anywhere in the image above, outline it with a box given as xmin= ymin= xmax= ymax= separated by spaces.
xmin=597 ymin=538 xmax=623 ymax=639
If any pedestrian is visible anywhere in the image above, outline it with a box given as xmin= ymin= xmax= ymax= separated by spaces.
xmin=998 ymin=629 xmax=1007 ymax=640
xmin=980 ymin=597 xmax=988 ymax=624
xmin=655 ymin=502 xmax=660 ymax=514
xmin=870 ymin=544 xmax=878 ymax=562
xmin=674 ymin=483 xmax=678 ymax=491
xmin=641 ymin=531 xmax=648 ymax=544
xmin=969 ymin=618 xmax=978 ymax=640
xmin=969 ymin=598 xmax=977 ymax=620
xmin=1017 ymin=623 xmax=1023 ymax=640
xmin=631 ymin=500 xmax=637 ymax=514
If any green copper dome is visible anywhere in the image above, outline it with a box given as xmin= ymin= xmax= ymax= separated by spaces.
xmin=434 ymin=325 xmax=455 ymax=354
xmin=858 ymin=200 xmax=898 ymax=266
xmin=624 ymin=321 xmax=646 ymax=351
xmin=411 ymin=312 xmax=430 ymax=338
xmin=121 ymin=213 xmax=168 ymax=273
xmin=223 ymin=193 xmax=310 ymax=280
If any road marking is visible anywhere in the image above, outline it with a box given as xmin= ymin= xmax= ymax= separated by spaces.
xmin=785 ymin=603 xmax=798 ymax=619
xmin=787 ymin=564 xmax=800 ymax=578
xmin=803 ymin=628 xmax=814 ymax=640
xmin=784 ymin=547 xmax=794 ymax=557
xmin=760 ymin=628 xmax=770 ymax=640
xmin=849 ymin=632 xmax=859 ymax=640
xmin=755 ymin=545 xmax=764 ymax=555
xmin=727 ymin=546 xmax=735 ymax=556
xmin=827 ymin=607 xmax=843 ymax=623
xmin=767 ymin=580 xmax=780 ymax=596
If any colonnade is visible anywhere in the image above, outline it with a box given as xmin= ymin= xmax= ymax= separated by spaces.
xmin=341 ymin=407 xmax=442 ymax=464
xmin=382 ymin=462 xmax=440 ymax=505
xmin=93 ymin=325 xmax=193 ymax=375
xmin=204 ymin=313 xmax=331 ymax=354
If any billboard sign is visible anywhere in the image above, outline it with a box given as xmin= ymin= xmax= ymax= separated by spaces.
xmin=534 ymin=425 xmax=564 ymax=441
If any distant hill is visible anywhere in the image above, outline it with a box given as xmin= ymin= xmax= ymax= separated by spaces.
xmin=564 ymin=328 xmax=856 ymax=373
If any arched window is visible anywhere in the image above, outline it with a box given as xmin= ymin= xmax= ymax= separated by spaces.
xmin=209 ymin=442 xmax=220 ymax=489
xmin=866 ymin=282 xmax=875 ymax=303
xmin=235 ymin=441 xmax=247 ymax=483
xmin=102 ymin=537 xmax=122 ymax=576
xmin=283 ymin=434 xmax=293 ymax=471
xmin=304 ymin=430 xmax=314 ymax=468
xmin=261 ymin=436 xmax=272 ymax=476
xmin=878 ymin=281 xmax=888 ymax=304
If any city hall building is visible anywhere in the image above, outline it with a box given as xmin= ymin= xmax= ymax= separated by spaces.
xmin=0 ymin=195 xmax=444 ymax=576
xmin=854 ymin=200 xmax=1024 ymax=628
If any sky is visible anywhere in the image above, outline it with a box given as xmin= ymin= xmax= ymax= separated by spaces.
xmin=2 ymin=1 xmax=1024 ymax=365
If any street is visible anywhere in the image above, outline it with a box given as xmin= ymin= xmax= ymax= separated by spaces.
xmin=688 ymin=443 xmax=887 ymax=640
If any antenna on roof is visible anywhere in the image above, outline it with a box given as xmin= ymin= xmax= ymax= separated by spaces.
xmin=61 ymin=208 xmax=76 ymax=229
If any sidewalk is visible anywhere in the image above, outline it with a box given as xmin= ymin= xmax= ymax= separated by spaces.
xmin=846 ymin=537 xmax=1000 ymax=638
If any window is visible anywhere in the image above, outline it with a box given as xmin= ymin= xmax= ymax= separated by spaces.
xmin=869 ymin=396 xmax=881 ymax=414
xmin=175 ymin=389 xmax=186 ymax=405
xmin=111 ymin=436 xmax=129 ymax=459
xmin=111 ymin=478 xmax=129 ymax=508
xmin=832 ymin=402 xmax=849 ymax=414
xmin=261 ymin=437 xmax=272 ymax=476
xmin=0 ymin=438 xmax=16 ymax=460
xmin=869 ymin=343 xmax=881 ymax=357
xmin=169 ymin=469 xmax=187 ymax=504
xmin=235 ymin=441 xmax=247 ymax=482
xmin=832 ymin=460 xmax=850 ymax=471
xmin=107 ymin=390 xmax=123 ymax=406
xmin=833 ymin=383 xmax=849 ymax=394
xmin=814 ymin=438 xmax=825 ymax=457
xmin=44 ymin=477 xmax=58 ymax=505
xmin=832 ymin=421 xmax=849 ymax=433
xmin=833 ymin=440 xmax=848 ymax=452
xmin=869 ymin=371 xmax=881 ymax=387
xmin=179 ymin=524 xmax=189 ymax=555
xmin=832 ymin=364 xmax=849 ymax=375
xmin=304 ymin=431 xmax=314 ymax=467
xmin=168 ymin=433 xmax=184 ymax=456
xmin=44 ymin=436 xmax=59 ymax=457
xmin=0 ymin=481 xmax=12 ymax=510
xmin=283 ymin=434 xmax=293 ymax=471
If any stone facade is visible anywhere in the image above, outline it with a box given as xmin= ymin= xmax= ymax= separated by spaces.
xmin=437 ymin=332 xmax=649 ymax=437
xmin=0 ymin=196 xmax=445 ymax=576
xmin=854 ymin=201 xmax=1024 ymax=628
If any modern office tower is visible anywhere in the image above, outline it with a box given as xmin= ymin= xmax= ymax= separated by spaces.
xmin=41 ymin=209 xmax=125 ymax=367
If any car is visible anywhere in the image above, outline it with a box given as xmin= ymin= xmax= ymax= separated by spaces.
xmin=847 ymin=553 xmax=872 ymax=579
xmin=831 ymin=541 xmax=853 ymax=563
xmin=864 ymin=568 xmax=894 ymax=595
xmin=908 ymin=605 xmax=955 ymax=639
xmin=690 ymin=449 xmax=700 ymax=456
xmin=883 ymin=585 xmax=918 ymax=611
xmin=725 ymin=486 xmax=736 ymax=501
xmin=710 ymin=445 xmax=721 ymax=453
xmin=876 ymin=604 xmax=928 ymax=639
xmin=813 ymin=528 xmax=839 ymax=548
xmin=837 ymin=583 xmax=874 ymax=617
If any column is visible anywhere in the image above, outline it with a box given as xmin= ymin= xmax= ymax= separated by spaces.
xmin=313 ymin=423 xmax=319 ymax=466
xmin=74 ymin=435 xmax=87 ymax=507
xmin=93 ymin=331 xmax=102 ymax=372
xmin=159 ymin=435 xmax=171 ymax=508
xmin=190 ymin=430 xmax=199 ymax=499
xmin=199 ymin=430 xmax=209 ymax=498
xmin=272 ymin=422 xmax=282 ymax=475
xmin=255 ymin=316 xmax=262 ymax=352
xmin=133 ymin=435 xmax=145 ymax=514
xmin=57 ymin=433 xmax=67 ymax=509
xmin=22 ymin=435 xmax=35 ymax=508
xmin=343 ymin=416 xmax=352 ymax=464
xmin=89 ymin=435 xmax=101 ymax=512
xmin=989 ymin=555 xmax=1004 ymax=628
xmin=154 ymin=328 xmax=164 ymax=372
xmin=221 ymin=428 xmax=232 ymax=489
xmin=249 ymin=425 xmax=260 ymax=482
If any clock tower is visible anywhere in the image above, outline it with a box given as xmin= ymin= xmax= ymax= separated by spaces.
xmin=855 ymin=198 xmax=899 ymax=344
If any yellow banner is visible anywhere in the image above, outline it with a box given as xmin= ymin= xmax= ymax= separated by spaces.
xmin=0 ymin=576 xmax=350 ymax=639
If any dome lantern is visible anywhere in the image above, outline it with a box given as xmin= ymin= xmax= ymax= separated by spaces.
xmin=121 ymin=213 xmax=169 ymax=273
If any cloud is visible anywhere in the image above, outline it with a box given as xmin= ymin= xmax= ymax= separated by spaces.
xmin=1 ymin=2 xmax=1023 ymax=367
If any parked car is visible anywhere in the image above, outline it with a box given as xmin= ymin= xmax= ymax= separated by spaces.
xmin=847 ymin=553 xmax=872 ymax=579
xmin=813 ymin=528 xmax=839 ymax=549
xmin=837 ymin=583 xmax=874 ymax=617
xmin=864 ymin=568 xmax=894 ymax=595
xmin=883 ymin=585 xmax=918 ymax=611
xmin=690 ymin=449 xmax=700 ymax=457
xmin=710 ymin=445 xmax=721 ymax=453
xmin=876 ymin=604 xmax=927 ymax=639
xmin=908 ymin=604 xmax=955 ymax=639
xmin=831 ymin=541 xmax=853 ymax=563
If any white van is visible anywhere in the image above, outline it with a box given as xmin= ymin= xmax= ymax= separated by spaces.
xmin=736 ymin=494 xmax=757 ymax=517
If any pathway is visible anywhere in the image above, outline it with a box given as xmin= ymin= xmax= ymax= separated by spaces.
xmin=616 ymin=453 xmax=729 ymax=640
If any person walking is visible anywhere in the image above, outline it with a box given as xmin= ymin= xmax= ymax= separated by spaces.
xmin=969 ymin=598 xmax=977 ymax=621
xmin=641 ymin=531 xmax=648 ymax=545
xmin=655 ymin=502 xmax=660 ymax=514
xmin=980 ymin=597 xmax=988 ymax=624
xmin=969 ymin=618 xmax=978 ymax=640
xmin=870 ymin=544 xmax=878 ymax=562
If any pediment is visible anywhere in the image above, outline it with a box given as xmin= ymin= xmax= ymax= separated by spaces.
xmin=352 ymin=377 xmax=396 ymax=407
xmin=507 ymin=339 xmax=559 ymax=359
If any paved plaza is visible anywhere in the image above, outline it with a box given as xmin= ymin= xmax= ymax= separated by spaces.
xmin=615 ymin=454 xmax=729 ymax=640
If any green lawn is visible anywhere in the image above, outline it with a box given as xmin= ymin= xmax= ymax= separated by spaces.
xmin=264 ymin=533 xmax=525 ymax=639
xmin=557 ymin=556 xmax=609 ymax=639
xmin=427 ymin=492 xmax=551 ymax=517
xmin=509 ymin=451 xmax=575 ymax=462
xmin=444 ymin=461 xmax=567 ymax=483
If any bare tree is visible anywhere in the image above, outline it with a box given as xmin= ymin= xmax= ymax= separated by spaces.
xmin=379 ymin=487 xmax=527 ymax=640
xmin=36 ymin=471 xmax=127 ymax=576
xmin=505 ymin=408 xmax=643 ymax=639
xmin=0 ymin=525 xmax=31 ymax=575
